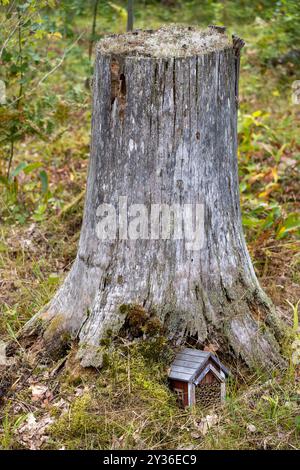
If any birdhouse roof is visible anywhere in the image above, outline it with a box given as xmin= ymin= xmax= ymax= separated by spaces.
xmin=168 ymin=348 xmax=229 ymax=383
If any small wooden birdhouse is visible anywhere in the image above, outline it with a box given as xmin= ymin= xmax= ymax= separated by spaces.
xmin=168 ymin=348 xmax=229 ymax=407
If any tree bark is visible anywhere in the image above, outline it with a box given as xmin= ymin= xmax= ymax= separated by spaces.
xmin=127 ymin=0 xmax=134 ymax=32
xmin=23 ymin=26 xmax=284 ymax=370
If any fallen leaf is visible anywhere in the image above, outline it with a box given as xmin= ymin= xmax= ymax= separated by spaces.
xmin=247 ymin=423 xmax=257 ymax=433
xmin=17 ymin=413 xmax=54 ymax=450
xmin=204 ymin=343 xmax=219 ymax=353
xmin=30 ymin=384 xmax=48 ymax=401
xmin=196 ymin=414 xmax=219 ymax=436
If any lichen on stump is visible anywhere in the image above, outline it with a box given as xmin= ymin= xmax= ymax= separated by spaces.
xmin=22 ymin=26 xmax=285 ymax=370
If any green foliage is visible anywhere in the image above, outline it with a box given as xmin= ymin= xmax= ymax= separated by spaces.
xmin=0 ymin=405 xmax=26 ymax=450
xmin=237 ymin=105 xmax=299 ymax=243
xmin=0 ymin=0 xmax=299 ymax=451
xmin=47 ymin=342 xmax=182 ymax=450
xmin=256 ymin=0 xmax=300 ymax=61
xmin=0 ymin=0 xmax=90 ymax=222
xmin=1 ymin=0 xmax=299 ymax=231
xmin=0 ymin=2 xmax=57 ymax=152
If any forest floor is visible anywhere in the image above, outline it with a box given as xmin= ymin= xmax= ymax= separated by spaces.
xmin=0 ymin=3 xmax=299 ymax=450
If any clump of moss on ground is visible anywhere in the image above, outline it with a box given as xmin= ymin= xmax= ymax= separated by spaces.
xmin=1 ymin=335 xmax=299 ymax=450
xmin=47 ymin=339 xmax=191 ymax=450
xmin=45 ymin=334 xmax=300 ymax=450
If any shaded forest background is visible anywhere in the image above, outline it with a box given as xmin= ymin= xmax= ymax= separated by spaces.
xmin=0 ymin=0 xmax=299 ymax=450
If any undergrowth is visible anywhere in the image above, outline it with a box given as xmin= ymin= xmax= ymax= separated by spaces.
xmin=0 ymin=336 xmax=299 ymax=450
xmin=0 ymin=0 xmax=299 ymax=451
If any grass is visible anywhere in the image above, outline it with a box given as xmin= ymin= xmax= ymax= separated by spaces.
xmin=0 ymin=0 xmax=299 ymax=450
xmin=0 ymin=339 xmax=299 ymax=450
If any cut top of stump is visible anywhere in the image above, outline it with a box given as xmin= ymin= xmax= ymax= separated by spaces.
xmin=97 ymin=25 xmax=231 ymax=59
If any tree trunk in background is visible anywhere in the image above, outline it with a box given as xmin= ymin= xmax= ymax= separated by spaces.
xmin=127 ymin=0 xmax=134 ymax=32
xmin=23 ymin=26 xmax=284 ymax=370
xmin=88 ymin=0 xmax=100 ymax=60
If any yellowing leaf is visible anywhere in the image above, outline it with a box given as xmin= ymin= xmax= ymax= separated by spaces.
xmin=258 ymin=183 xmax=279 ymax=198
xmin=248 ymin=172 xmax=266 ymax=184
xmin=47 ymin=32 xmax=62 ymax=40
xmin=272 ymin=90 xmax=280 ymax=97
xmin=34 ymin=30 xmax=47 ymax=40
xmin=108 ymin=2 xmax=127 ymax=20
xmin=252 ymin=110 xmax=262 ymax=117
xmin=276 ymin=226 xmax=286 ymax=238
xmin=271 ymin=167 xmax=278 ymax=183
xmin=47 ymin=0 xmax=57 ymax=8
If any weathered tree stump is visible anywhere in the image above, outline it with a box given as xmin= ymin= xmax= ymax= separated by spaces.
xmin=23 ymin=26 xmax=284 ymax=369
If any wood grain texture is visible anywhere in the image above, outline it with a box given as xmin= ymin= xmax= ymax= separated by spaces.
xmin=22 ymin=27 xmax=284 ymax=371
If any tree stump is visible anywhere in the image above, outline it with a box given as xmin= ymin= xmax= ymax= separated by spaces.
xmin=23 ymin=26 xmax=284 ymax=369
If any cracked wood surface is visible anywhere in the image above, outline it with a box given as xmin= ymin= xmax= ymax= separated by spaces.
xmin=23 ymin=27 xmax=284 ymax=370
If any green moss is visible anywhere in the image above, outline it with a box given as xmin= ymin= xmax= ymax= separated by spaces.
xmin=119 ymin=304 xmax=130 ymax=315
xmin=119 ymin=304 xmax=165 ymax=340
xmin=101 ymin=351 xmax=110 ymax=369
xmin=100 ymin=337 xmax=111 ymax=347
xmin=126 ymin=305 xmax=148 ymax=327
xmin=49 ymin=393 xmax=102 ymax=449
xmin=47 ymin=347 xmax=181 ymax=449
xmin=143 ymin=317 xmax=163 ymax=336
xmin=45 ymin=314 xmax=65 ymax=335
xmin=66 ymin=374 xmax=83 ymax=387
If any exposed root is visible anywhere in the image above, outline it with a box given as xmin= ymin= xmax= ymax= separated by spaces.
xmin=19 ymin=286 xmax=286 ymax=373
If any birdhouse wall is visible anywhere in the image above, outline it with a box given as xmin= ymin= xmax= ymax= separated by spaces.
xmin=170 ymin=380 xmax=189 ymax=407
xmin=199 ymin=370 xmax=218 ymax=384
